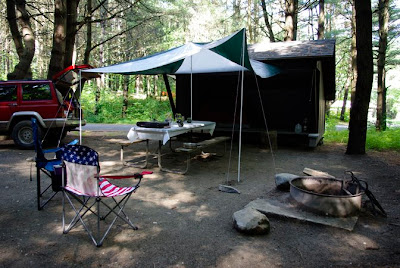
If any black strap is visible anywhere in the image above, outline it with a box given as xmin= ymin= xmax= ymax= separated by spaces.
xmin=347 ymin=171 xmax=387 ymax=217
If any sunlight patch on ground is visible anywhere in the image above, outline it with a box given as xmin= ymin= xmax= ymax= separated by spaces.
xmin=142 ymin=190 xmax=197 ymax=209
xmin=216 ymin=244 xmax=281 ymax=267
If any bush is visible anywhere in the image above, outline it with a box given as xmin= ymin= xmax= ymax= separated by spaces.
xmin=324 ymin=115 xmax=400 ymax=151
xmin=81 ymin=88 xmax=172 ymax=124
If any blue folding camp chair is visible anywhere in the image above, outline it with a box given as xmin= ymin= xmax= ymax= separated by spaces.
xmin=32 ymin=118 xmax=78 ymax=210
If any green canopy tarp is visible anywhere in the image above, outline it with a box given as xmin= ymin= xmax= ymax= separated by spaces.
xmin=83 ymin=29 xmax=279 ymax=78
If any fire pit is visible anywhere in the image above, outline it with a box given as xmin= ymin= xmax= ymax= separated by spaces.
xmin=289 ymin=177 xmax=363 ymax=217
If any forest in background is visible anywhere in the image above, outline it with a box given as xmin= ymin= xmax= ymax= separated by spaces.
xmin=1 ymin=0 xmax=400 ymax=153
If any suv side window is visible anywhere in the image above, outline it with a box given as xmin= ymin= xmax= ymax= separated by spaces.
xmin=22 ymin=84 xmax=52 ymax=101
xmin=0 ymin=85 xmax=17 ymax=101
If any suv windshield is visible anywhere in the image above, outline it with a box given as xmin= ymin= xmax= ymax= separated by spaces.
xmin=0 ymin=85 xmax=17 ymax=101
xmin=22 ymin=84 xmax=52 ymax=101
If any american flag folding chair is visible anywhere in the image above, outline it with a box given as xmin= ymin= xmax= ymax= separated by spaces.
xmin=60 ymin=144 xmax=152 ymax=247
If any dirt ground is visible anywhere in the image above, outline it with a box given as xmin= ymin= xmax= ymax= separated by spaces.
xmin=0 ymin=130 xmax=399 ymax=268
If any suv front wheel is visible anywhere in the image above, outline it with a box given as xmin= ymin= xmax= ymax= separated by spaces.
xmin=11 ymin=120 xmax=40 ymax=149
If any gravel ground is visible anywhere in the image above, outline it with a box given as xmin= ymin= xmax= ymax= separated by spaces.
xmin=0 ymin=131 xmax=399 ymax=268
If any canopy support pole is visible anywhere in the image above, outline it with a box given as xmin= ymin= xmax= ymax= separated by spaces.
xmin=162 ymin=74 xmax=177 ymax=119
xmin=79 ymin=70 xmax=82 ymax=144
xmin=190 ymin=56 xmax=193 ymax=120
xmin=237 ymin=30 xmax=246 ymax=183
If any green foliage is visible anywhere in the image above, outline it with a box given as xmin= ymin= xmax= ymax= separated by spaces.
xmin=324 ymin=116 xmax=349 ymax=144
xmin=324 ymin=116 xmax=400 ymax=151
xmin=81 ymin=86 xmax=171 ymax=124
xmin=366 ymin=127 xmax=400 ymax=151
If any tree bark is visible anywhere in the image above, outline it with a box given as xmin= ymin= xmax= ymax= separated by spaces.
xmin=376 ymin=0 xmax=389 ymax=131
xmin=340 ymin=75 xmax=351 ymax=121
xmin=284 ymin=0 xmax=298 ymax=41
xmin=64 ymin=0 xmax=80 ymax=68
xmin=6 ymin=0 xmax=35 ymax=80
xmin=260 ymin=0 xmax=275 ymax=42
xmin=47 ymin=0 xmax=67 ymax=80
xmin=346 ymin=0 xmax=373 ymax=155
xmin=350 ymin=1 xmax=357 ymax=105
xmin=317 ymin=0 xmax=325 ymax=40
xmin=84 ymin=0 xmax=92 ymax=64
xmin=122 ymin=75 xmax=129 ymax=118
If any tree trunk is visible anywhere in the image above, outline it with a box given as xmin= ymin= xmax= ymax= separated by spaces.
xmin=94 ymin=79 xmax=101 ymax=115
xmin=99 ymin=2 xmax=107 ymax=90
xmin=350 ymin=1 xmax=357 ymax=105
xmin=247 ymin=0 xmax=253 ymax=42
xmin=154 ymin=75 xmax=158 ymax=96
xmin=64 ymin=0 xmax=80 ymax=68
xmin=317 ymin=0 xmax=325 ymax=40
xmin=376 ymin=0 xmax=389 ymax=131
xmin=47 ymin=0 xmax=67 ymax=80
xmin=135 ymin=75 xmax=142 ymax=97
xmin=83 ymin=0 xmax=92 ymax=64
xmin=340 ymin=75 xmax=351 ymax=121
xmin=122 ymin=76 xmax=129 ymax=118
xmin=284 ymin=0 xmax=298 ymax=41
xmin=260 ymin=0 xmax=275 ymax=42
xmin=346 ymin=0 xmax=373 ymax=155
xmin=6 ymin=0 xmax=35 ymax=80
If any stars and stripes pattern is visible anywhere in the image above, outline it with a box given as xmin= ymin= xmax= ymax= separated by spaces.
xmin=62 ymin=145 xmax=137 ymax=197
xmin=99 ymin=178 xmax=137 ymax=197
xmin=61 ymin=145 xmax=99 ymax=166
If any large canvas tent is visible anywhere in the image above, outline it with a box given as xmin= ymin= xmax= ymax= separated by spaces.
xmin=83 ymin=28 xmax=280 ymax=182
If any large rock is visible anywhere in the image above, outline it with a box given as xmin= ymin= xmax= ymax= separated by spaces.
xmin=275 ymin=173 xmax=299 ymax=191
xmin=233 ymin=207 xmax=270 ymax=235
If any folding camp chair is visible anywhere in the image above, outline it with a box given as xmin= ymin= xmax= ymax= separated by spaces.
xmin=60 ymin=144 xmax=152 ymax=247
xmin=32 ymin=118 xmax=78 ymax=210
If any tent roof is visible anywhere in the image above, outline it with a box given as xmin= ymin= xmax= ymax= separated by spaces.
xmin=83 ymin=29 xmax=279 ymax=79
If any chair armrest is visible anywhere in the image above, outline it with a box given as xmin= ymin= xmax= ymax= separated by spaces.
xmin=100 ymin=171 xmax=152 ymax=189
xmin=100 ymin=171 xmax=153 ymax=180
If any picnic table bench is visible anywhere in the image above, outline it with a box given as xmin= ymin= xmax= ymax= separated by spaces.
xmin=167 ymin=136 xmax=230 ymax=174
xmin=107 ymin=138 xmax=146 ymax=161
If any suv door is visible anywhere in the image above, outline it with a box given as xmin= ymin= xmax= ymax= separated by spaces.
xmin=0 ymin=84 xmax=18 ymax=131
xmin=18 ymin=82 xmax=60 ymax=119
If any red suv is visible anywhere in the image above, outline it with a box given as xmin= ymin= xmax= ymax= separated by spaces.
xmin=0 ymin=80 xmax=84 ymax=148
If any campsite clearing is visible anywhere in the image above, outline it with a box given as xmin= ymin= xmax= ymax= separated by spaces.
xmin=0 ymin=130 xmax=399 ymax=267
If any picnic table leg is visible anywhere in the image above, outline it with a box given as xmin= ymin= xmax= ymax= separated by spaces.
xmin=123 ymin=139 xmax=149 ymax=168
xmin=158 ymin=140 xmax=190 ymax=174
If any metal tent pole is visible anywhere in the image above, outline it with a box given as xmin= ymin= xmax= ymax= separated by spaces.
xmin=190 ymin=55 xmax=193 ymax=120
xmin=79 ymin=70 xmax=82 ymax=144
xmin=237 ymin=30 xmax=246 ymax=183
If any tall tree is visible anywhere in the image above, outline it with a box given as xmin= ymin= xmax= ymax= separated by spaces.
xmin=284 ymin=0 xmax=298 ymax=41
xmin=350 ymin=0 xmax=357 ymax=106
xmin=47 ymin=0 xmax=67 ymax=80
xmin=317 ymin=0 xmax=325 ymax=39
xmin=83 ymin=0 xmax=92 ymax=64
xmin=64 ymin=0 xmax=80 ymax=68
xmin=346 ymin=0 xmax=373 ymax=154
xmin=260 ymin=0 xmax=275 ymax=42
xmin=6 ymin=0 xmax=35 ymax=79
xmin=376 ymin=0 xmax=390 ymax=131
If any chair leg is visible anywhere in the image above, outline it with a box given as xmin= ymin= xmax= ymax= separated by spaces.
xmin=100 ymin=193 xmax=137 ymax=229
xmin=63 ymin=193 xmax=101 ymax=246
xmin=97 ymin=193 xmax=137 ymax=246
xmin=37 ymin=168 xmax=59 ymax=210
xmin=62 ymin=191 xmax=138 ymax=247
